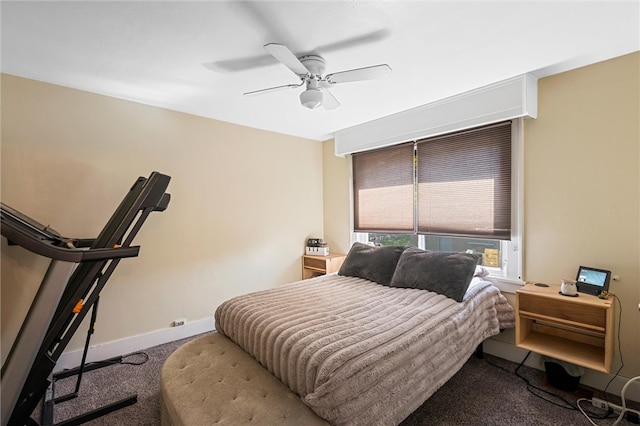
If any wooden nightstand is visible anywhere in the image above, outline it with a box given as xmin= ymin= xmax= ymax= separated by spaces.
xmin=515 ymin=282 xmax=614 ymax=373
xmin=302 ymin=253 xmax=346 ymax=280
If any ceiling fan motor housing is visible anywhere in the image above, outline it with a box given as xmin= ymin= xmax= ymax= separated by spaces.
xmin=298 ymin=55 xmax=326 ymax=77
xmin=298 ymin=57 xmax=326 ymax=109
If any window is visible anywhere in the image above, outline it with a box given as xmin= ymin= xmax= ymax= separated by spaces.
xmin=352 ymin=120 xmax=522 ymax=282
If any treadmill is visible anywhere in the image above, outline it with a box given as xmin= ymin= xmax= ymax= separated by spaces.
xmin=1 ymin=171 xmax=171 ymax=426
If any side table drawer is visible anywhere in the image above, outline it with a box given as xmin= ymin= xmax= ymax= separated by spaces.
xmin=303 ymin=256 xmax=329 ymax=271
xmin=518 ymin=293 xmax=606 ymax=329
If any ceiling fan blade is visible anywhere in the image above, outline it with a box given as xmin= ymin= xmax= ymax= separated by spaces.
xmin=264 ymin=43 xmax=309 ymax=76
xmin=316 ymin=29 xmax=391 ymax=54
xmin=318 ymin=80 xmax=333 ymax=89
xmin=243 ymin=82 xmax=303 ymax=96
xmin=326 ymin=64 xmax=392 ymax=84
xmin=202 ymin=30 xmax=391 ymax=74
xmin=202 ymin=54 xmax=277 ymax=73
xmin=321 ymin=89 xmax=340 ymax=110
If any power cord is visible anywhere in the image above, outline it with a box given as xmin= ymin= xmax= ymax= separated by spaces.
xmin=601 ymin=294 xmax=624 ymax=404
xmin=484 ymin=351 xmax=588 ymax=411
xmin=578 ymin=376 xmax=640 ymax=425
xmin=69 ymin=351 xmax=149 ymax=372
xmin=120 ymin=351 xmax=150 ymax=366
xmin=577 ymin=293 xmax=640 ymax=425
xmin=514 ymin=352 xmax=581 ymax=410
xmin=577 ymin=398 xmax=612 ymax=426
xmin=614 ymin=376 xmax=640 ymax=424
xmin=485 ymin=352 xmax=615 ymax=420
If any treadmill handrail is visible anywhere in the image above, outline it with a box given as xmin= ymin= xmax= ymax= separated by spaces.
xmin=1 ymin=220 xmax=140 ymax=262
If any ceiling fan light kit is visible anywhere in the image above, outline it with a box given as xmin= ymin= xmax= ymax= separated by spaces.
xmin=242 ymin=43 xmax=392 ymax=110
xmin=300 ymin=88 xmax=323 ymax=109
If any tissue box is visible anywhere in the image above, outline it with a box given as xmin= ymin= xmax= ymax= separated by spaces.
xmin=306 ymin=246 xmax=330 ymax=256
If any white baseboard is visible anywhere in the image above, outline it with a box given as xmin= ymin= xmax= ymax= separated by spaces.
xmin=484 ymin=338 xmax=640 ymax=403
xmin=55 ymin=317 xmax=214 ymax=372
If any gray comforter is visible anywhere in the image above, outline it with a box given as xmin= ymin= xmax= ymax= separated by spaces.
xmin=215 ymin=274 xmax=515 ymax=426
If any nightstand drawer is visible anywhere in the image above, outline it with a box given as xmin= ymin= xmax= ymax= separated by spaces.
xmin=303 ymin=256 xmax=329 ymax=270
xmin=518 ymin=293 xmax=606 ymax=329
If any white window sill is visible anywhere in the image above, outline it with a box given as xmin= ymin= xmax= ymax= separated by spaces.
xmin=485 ymin=276 xmax=525 ymax=294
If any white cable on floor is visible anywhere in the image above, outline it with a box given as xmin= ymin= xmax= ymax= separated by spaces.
xmin=577 ymin=398 xmax=601 ymax=426
xmin=577 ymin=375 xmax=640 ymax=426
xmin=612 ymin=375 xmax=640 ymax=425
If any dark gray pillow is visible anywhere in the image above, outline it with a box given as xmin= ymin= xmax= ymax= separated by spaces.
xmin=389 ymin=248 xmax=480 ymax=302
xmin=338 ymin=242 xmax=407 ymax=286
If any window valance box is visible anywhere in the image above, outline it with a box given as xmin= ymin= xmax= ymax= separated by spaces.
xmin=334 ymin=74 xmax=537 ymax=156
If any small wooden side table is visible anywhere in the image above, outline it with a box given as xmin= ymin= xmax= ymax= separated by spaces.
xmin=515 ymin=282 xmax=614 ymax=373
xmin=301 ymin=253 xmax=346 ymax=280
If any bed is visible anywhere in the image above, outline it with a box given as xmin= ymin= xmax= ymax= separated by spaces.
xmin=214 ymin=244 xmax=515 ymax=425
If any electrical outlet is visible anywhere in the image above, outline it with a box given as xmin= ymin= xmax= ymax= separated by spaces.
xmin=592 ymin=398 xmax=608 ymax=410
xmin=173 ymin=318 xmax=186 ymax=327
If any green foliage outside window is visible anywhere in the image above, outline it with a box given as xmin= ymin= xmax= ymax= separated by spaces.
xmin=366 ymin=233 xmax=500 ymax=267
xmin=368 ymin=233 xmax=413 ymax=247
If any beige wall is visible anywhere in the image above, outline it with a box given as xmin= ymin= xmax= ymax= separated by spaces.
xmin=523 ymin=52 xmax=639 ymax=377
xmin=322 ymin=141 xmax=351 ymax=255
xmin=1 ymin=74 xmax=324 ymax=361
xmin=323 ymin=52 xmax=640 ymax=378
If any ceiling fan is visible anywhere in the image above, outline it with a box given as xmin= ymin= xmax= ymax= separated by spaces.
xmin=244 ymin=43 xmax=392 ymax=110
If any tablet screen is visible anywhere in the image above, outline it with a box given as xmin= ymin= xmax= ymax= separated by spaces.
xmin=577 ymin=268 xmax=608 ymax=287
xmin=575 ymin=266 xmax=611 ymax=295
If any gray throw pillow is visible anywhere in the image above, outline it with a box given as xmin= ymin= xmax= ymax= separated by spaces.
xmin=389 ymin=248 xmax=480 ymax=302
xmin=338 ymin=242 xmax=407 ymax=286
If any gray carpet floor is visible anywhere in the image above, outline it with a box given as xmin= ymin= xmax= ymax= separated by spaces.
xmin=33 ymin=333 xmax=635 ymax=425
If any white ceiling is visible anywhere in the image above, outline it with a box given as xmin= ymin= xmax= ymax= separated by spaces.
xmin=2 ymin=1 xmax=639 ymax=141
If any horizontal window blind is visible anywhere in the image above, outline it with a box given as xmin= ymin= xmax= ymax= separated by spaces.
xmin=416 ymin=121 xmax=511 ymax=239
xmin=352 ymin=143 xmax=414 ymax=233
